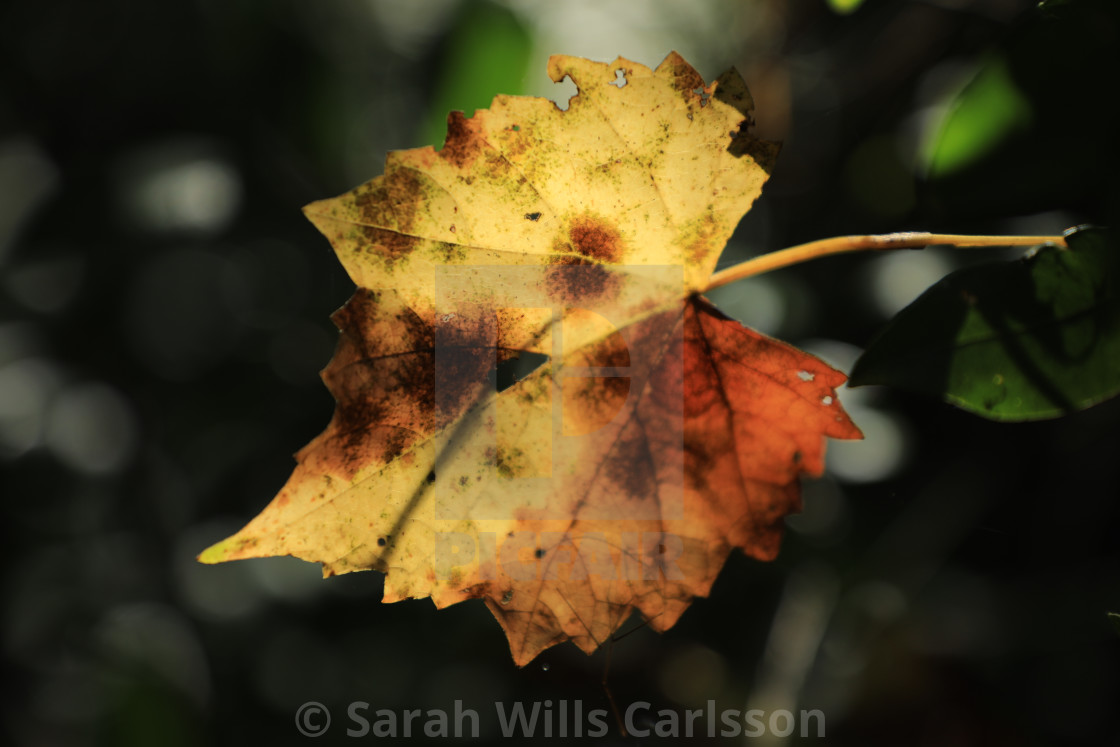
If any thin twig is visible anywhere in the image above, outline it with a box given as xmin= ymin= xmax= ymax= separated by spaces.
xmin=602 ymin=639 xmax=626 ymax=738
xmin=705 ymin=232 xmax=1066 ymax=292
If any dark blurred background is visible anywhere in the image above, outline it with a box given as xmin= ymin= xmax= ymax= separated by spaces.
xmin=2 ymin=0 xmax=1119 ymax=744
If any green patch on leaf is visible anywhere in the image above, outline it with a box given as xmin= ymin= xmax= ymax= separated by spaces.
xmin=850 ymin=226 xmax=1120 ymax=420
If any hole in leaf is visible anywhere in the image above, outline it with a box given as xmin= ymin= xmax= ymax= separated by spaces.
xmin=534 ymin=548 xmax=545 ymax=559
xmin=610 ymin=69 xmax=627 ymax=88
xmin=550 ymin=75 xmax=577 ymax=111
xmin=693 ymin=87 xmax=711 ymax=107
xmin=798 ymin=370 xmax=815 ymax=382
xmin=821 ymin=395 xmax=834 ymax=406
xmin=493 ymin=351 xmax=549 ymax=393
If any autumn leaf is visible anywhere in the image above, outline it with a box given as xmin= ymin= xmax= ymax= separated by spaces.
xmin=199 ymin=52 xmax=862 ymax=665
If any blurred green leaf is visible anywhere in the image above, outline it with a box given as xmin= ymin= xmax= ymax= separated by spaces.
xmin=826 ymin=0 xmax=866 ymax=14
xmin=922 ymin=54 xmax=1032 ymax=178
xmin=422 ymin=1 xmax=532 ymax=148
xmin=1109 ymin=612 xmax=1120 ymax=636
xmin=849 ymin=226 xmax=1120 ymax=420
xmin=919 ymin=0 xmax=1120 ymax=224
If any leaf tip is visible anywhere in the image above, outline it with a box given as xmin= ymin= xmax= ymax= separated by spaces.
xmin=845 ymin=361 xmax=872 ymax=389
xmin=196 ymin=539 xmax=231 ymax=565
xmin=300 ymin=197 xmax=337 ymax=239
xmin=197 ymin=533 xmax=258 ymax=564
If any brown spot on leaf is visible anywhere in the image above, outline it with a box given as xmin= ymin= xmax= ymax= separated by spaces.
xmin=658 ymin=51 xmax=707 ymax=97
xmin=313 ymin=324 xmax=433 ymax=476
xmin=357 ymin=225 xmax=421 ymax=262
xmin=545 ymin=256 xmax=621 ymax=305
xmin=434 ymin=310 xmax=496 ymax=425
xmin=683 ymin=428 xmax=716 ymax=480
xmin=484 ymin=445 xmax=526 ymax=479
xmin=378 ymin=426 xmax=413 ymax=465
xmin=544 ymin=214 xmax=626 ymax=304
xmin=348 ymin=183 xmax=393 ymax=227
xmin=684 ymin=213 xmax=720 ymax=266
xmin=567 ymin=214 xmax=623 ymax=263
xmin=500 ymin=128 xmax=530 ymax=160
xmin=603 ymin=418 xmax=657 ymax=499
xmin=463 ymin=582 xmax=492 ymax=599
xmin=440 ymin=111 xmax=484 ymax=168
xmin=439 ymin=241 xmax=466 ymax=263
xmin=350 ymin=169 xmax=427 ymax=248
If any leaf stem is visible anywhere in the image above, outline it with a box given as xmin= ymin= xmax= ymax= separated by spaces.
xmin=705 ymin=232 xmax=1067 ymax=292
